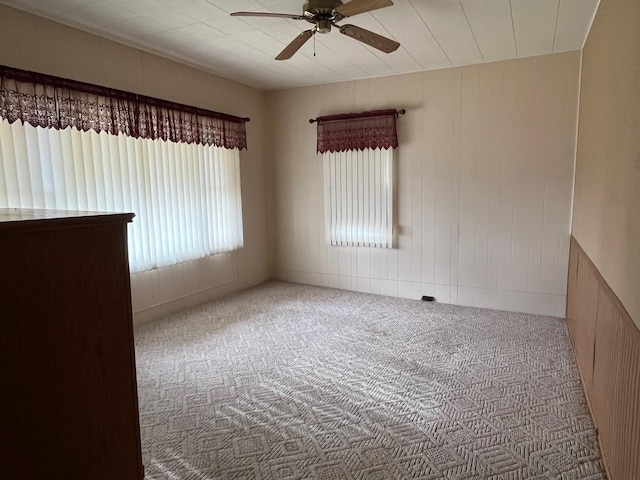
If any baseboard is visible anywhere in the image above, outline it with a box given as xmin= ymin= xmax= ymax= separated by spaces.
xmin=132 ymin=272 xmax=269 ymax=327
xmin=566 ymin=237 xmax=640 ymax=480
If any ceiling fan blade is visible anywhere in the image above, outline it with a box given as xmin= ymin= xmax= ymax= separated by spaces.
xmin=334 ymin=0 xmax=394 ymax=18
xmin=231 ymin=12 xmax=306 ymax=20
xmin=276 ymin=29 xmax=315 ymax=60
xmin=339 ymin=24 xmax=400 ymax=53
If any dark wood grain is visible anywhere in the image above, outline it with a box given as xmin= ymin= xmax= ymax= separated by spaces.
xmin=0 ymin=209 xmax=143 ymax=480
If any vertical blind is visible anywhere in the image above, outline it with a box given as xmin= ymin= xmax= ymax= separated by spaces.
xmin=323 ymin=148 xmax=393 ymax=248
xmin=0 ymin=65 xmax=247 ymax=273
xmin=0 ymin=118 xmax=243 ymax=273
xmin=316 ymin=109 xmax=398 ymax=249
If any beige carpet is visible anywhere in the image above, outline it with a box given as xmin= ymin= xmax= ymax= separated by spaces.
xmin=135 ymin=281 xmax=605 ymax=479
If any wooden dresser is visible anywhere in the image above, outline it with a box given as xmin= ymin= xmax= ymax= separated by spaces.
xmin=0 ymin=209 xmax=144 ymax=480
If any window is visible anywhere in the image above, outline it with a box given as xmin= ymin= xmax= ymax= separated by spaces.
xmin=0 ymin=66 xmax=247 ymax=273
xmin=323 ymin=148 xmax=393 ymax=248
xmin=314 ymin=109 xmax=399 ymax=249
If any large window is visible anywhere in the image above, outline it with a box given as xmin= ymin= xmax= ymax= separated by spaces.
xmin=0 ymin=66 xmax=247 ymax=273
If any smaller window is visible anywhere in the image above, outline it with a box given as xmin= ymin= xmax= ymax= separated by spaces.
xmin=314 ymin=109 xmax=399 ymax=249
xmin=323 ymin=148 xmax=393 ymax=248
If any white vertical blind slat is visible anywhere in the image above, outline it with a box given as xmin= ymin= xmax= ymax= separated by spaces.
xmin=22 ymin=126 xmax=41 ymax=208
xmin=386 ymin=152 xmax=393 ymax=246
xmin=0 ymin=124 xmax=7 ymax=207
xmin=59 ymin=130 xmax=76 ymax=210
xmin=71 ymin=128 xmax=88 ymax=210
xmin=186 ymin=142 xmax=197 ymax=260
xmin=158 ymin=141 xmax=171 ymax=263
xmin=375 ymin=149 xmax=382 ymax=247
xmin=213 ymin=146 xmax=224 ymax=250
xmin=99 ymin=131 xmax=115 ymax=211
xmin=144 ymin=140 xmax=157 ymax=266
xmin=234 ymin=150 xmax=243 ymax=247
xmin=197 ymin=144 xmax=208 ymax=256
xmin=336 ymin=155 xmax=340 ymax=243
xmin=0 ymin=122 xmax=17 ymax=206
xmin=380 ymin=150 xmax=386 ymax=246
xmin=356 ymin=150 xmax=363 ymax=245
xmin=54 ymin=131 xmax=67 ymax=209
xmin=355 ymin=150 xmax=360 ymax=245
xmin=323 ymin=155 xmax=331 ymax=245
xmin=40 ymin=129 xmax=53 ymax=208
xmin=339 ymin=152 xmax=346 ymax=246
xmin=220 ymin=149 xmax=231 ymax=250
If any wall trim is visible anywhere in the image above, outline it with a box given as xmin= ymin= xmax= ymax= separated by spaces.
xmin=566 ymin=236 xmax=640 ymax=480
xmin=132 ymin=272 xmax=269 ymax=327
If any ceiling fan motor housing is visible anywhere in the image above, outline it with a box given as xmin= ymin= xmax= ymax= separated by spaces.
xmin=303 ymin=0 xmax=343 ymax=14
xmin=303 ymin=0 xmax=343 ymax=32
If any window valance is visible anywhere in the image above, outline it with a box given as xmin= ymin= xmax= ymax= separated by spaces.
xmin=0 ymin=65 xmax=248 ymax=150
xmin=314 ymin=109 xmax=399 ymax=153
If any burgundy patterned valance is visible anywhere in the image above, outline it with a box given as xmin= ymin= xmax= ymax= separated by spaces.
xmin=315 ymin=109 xmax=398 ymax=153
xmin=0 ymin=65 xmax=248 ymax=149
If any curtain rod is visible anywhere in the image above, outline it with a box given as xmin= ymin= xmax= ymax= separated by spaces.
xmin=308 ymin=109 xmax=406 ymax=124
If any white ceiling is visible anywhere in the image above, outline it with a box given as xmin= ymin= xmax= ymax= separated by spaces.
xmin=0 ymin=0 xmax=599 ymax=91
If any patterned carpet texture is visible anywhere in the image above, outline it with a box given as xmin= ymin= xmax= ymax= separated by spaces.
xmin=134 ymin=281 xmax=605 ymax=479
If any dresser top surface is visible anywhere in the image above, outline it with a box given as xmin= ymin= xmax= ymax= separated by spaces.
xmin=0 ymin=209 xmax=135 ymax=232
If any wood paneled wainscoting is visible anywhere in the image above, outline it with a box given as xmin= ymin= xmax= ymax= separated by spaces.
xmin=566 ymin=237 xmax=640 ymax=480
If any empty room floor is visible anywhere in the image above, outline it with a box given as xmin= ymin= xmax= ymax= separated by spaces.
xmin=134 ymin=281 xmax=605 ymax=479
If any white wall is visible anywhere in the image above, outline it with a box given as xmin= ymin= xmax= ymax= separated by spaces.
xmin=573 ymin=0 xmax=640 ymax=327
xmin=267 ymin=52 xmax=581 ymax=317
xmin=0 ymin=5 xmax=271 ymax=325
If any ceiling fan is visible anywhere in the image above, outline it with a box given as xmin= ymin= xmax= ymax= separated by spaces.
xmin=231 ymin=0 xmax=400 ymax=60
